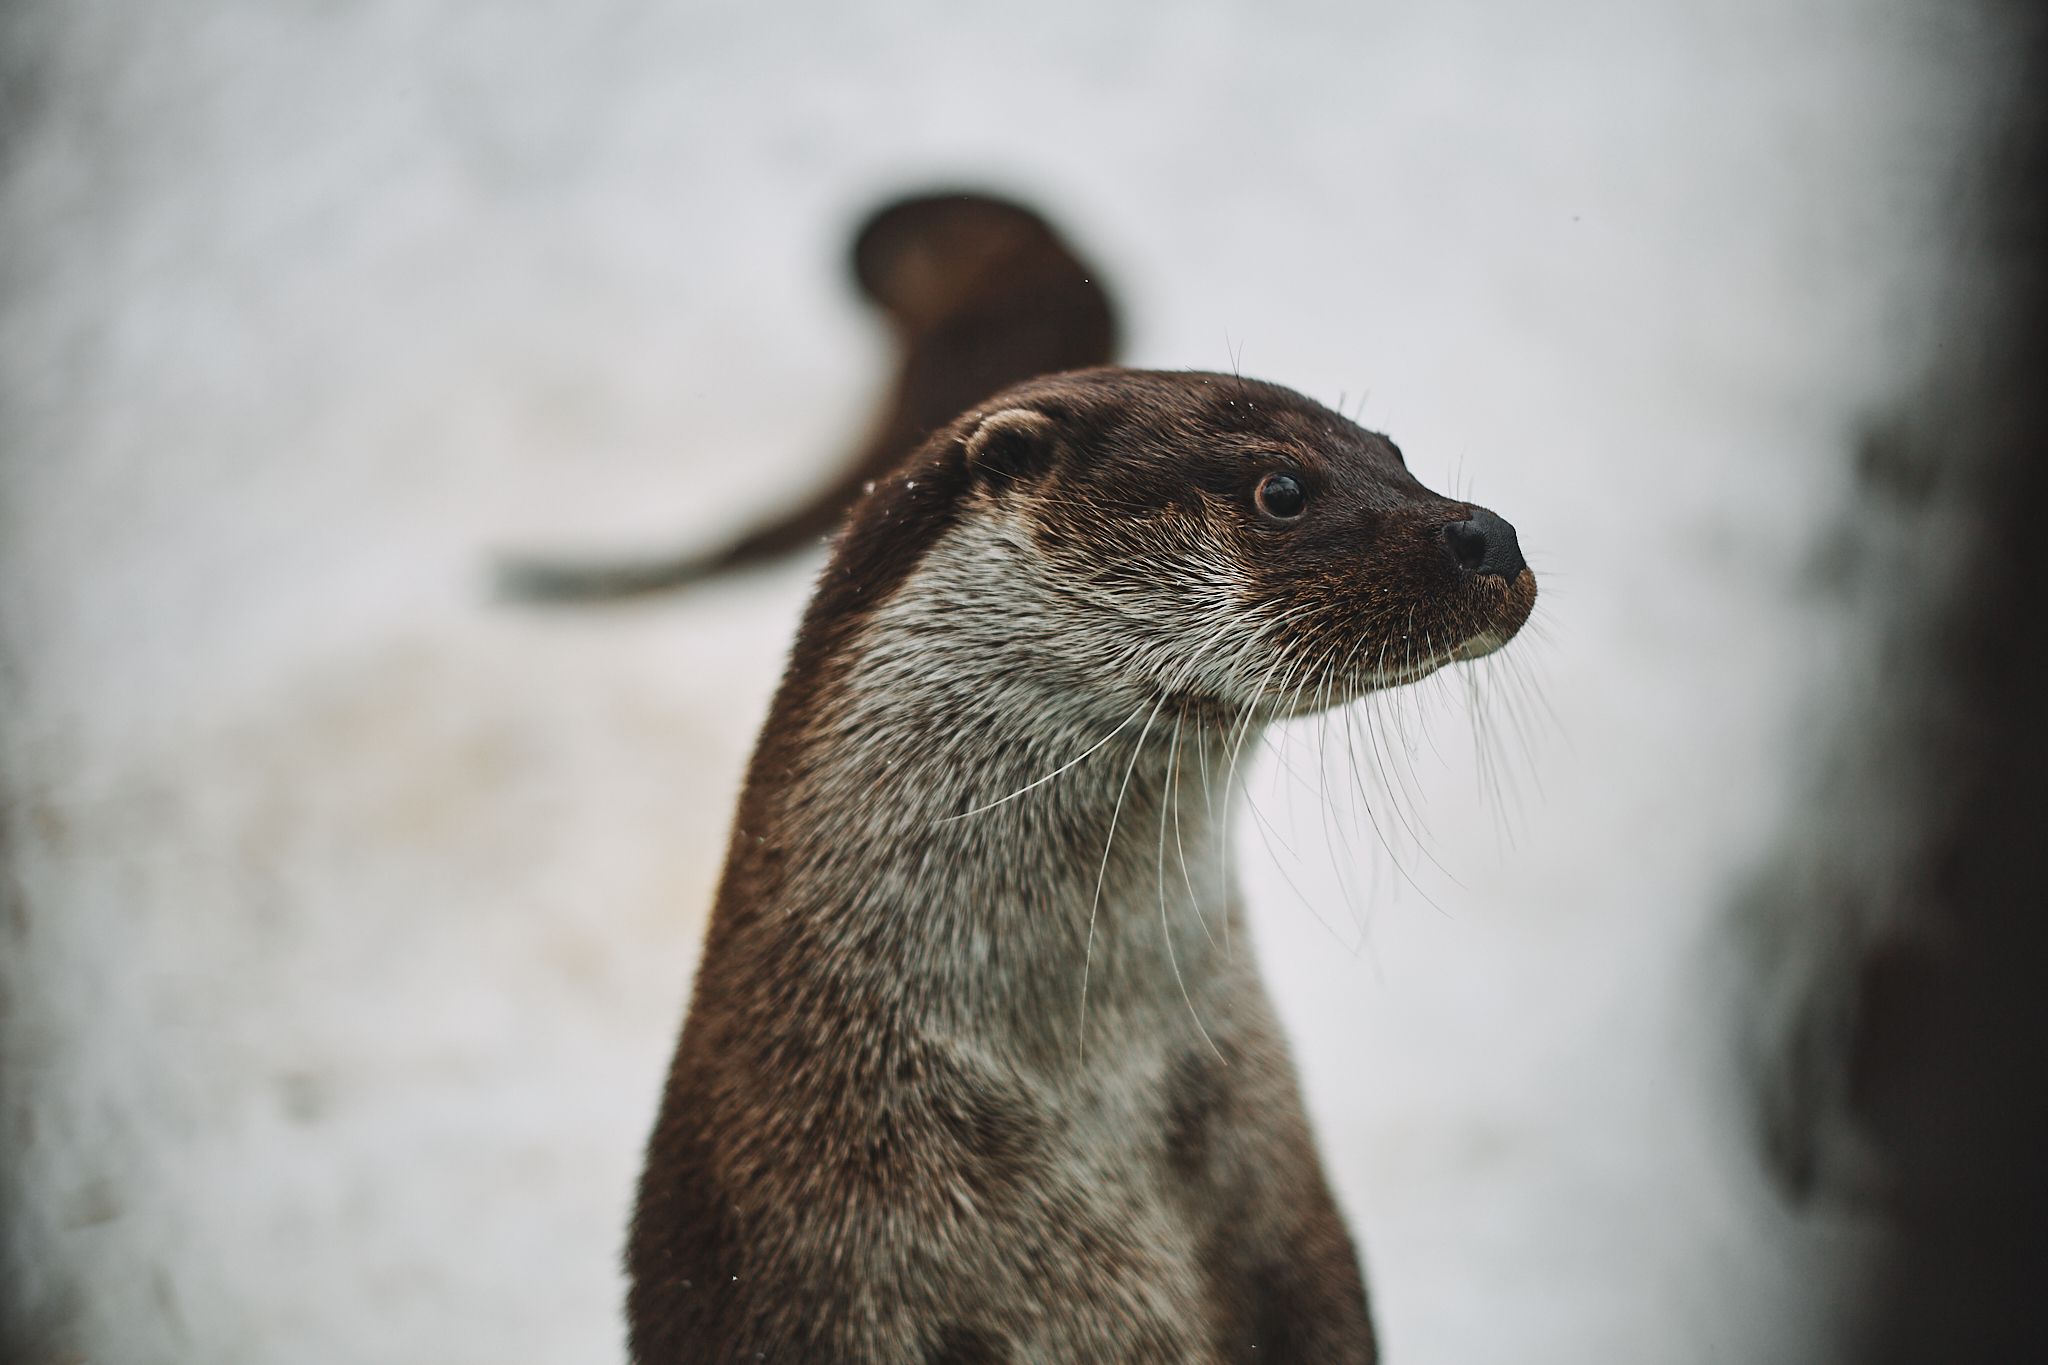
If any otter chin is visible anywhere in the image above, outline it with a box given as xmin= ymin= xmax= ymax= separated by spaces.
xmin=628 ymin=367 xmax=1534 ymax=1365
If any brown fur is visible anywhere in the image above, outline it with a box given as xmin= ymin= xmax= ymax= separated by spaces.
xmin=501 ymin=192 xmax=1117 ymax=600
xmin=628 ymin=368 xmax=1536 ymax=1363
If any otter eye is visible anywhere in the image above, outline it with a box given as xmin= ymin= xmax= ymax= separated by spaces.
xmin=1255 ymin=472 xmax=1308 ymax=521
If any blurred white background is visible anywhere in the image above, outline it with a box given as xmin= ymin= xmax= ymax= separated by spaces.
xmin=0 ymin=1 xmax=1994 ymax=1361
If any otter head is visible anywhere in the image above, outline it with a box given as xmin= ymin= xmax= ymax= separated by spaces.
xmin=802 ymin=368 xmax=1535 ymax=732
xmin=949 ymin=369 xmax=1534 ymax=717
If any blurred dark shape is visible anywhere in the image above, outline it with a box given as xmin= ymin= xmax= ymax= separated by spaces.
xmin=1745 ymin=2 xmax=2048 ymax=1359
xmin=500 ymin=191 xmax=1119 ymax=601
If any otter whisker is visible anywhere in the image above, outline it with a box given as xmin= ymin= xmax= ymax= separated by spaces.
xmin=1292 ymin=638 xmax=1375 ymax=941
xmin=1317 ymin=641 xmax=1385 ymax=927
xmin=1477 ymin=645 xmax=1556 ymax=844
xmin=1230 ymin=637 xmax=1370 ymax=949
xmin=1216 ymin=639 xmax=1299 ymax=903
xmin=1074 ymin=615 xmax=1236 ymax=1061
xmin=1238 ymin=750 xmax=1359 ymax=950
xmin=1074 ymin=690 xmax=1166 ymax=1062
xmin=1319 ymin=628 xmax=1388 ymax=916
xmin=1169 ymin=714 xmax=1219 ymax=953
xmin=935 ymin=697 xmax=1152 ymax=824
xmin=1191 ymin=720 xmax=1231 ymax=960
xmin=1335 ymin=703 xmax=1404 ymax=910
xmin=1351 ymin=672 xmax=1463 ymax=902
xmin=1312 ymin=633 xmax=1391 ymax=931
xmin=1160 ymin=721 xmax=1226 ymax=1063
xmin=1460 ymin=657 xmax=1518 ymax=849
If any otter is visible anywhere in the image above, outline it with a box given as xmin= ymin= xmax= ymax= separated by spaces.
xmin=501 ymin=192 xmax=1117 ymax=600
xmin=628 ymin=368 xmax=1536 ymax=1364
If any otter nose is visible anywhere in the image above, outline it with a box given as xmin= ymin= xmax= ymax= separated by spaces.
xmin=1441 ymin=508 xmax=1527 ymax=580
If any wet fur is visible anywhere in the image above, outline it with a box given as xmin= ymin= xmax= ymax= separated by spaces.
xmin=628 ymin=368 xmax=1536 ymax=1363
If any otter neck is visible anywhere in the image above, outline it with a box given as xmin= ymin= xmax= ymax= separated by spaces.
xmin=732 ymin=590 xmax=1267 ymax=1073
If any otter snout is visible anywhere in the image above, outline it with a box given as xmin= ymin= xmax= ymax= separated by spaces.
xmin=1441 ymin=507 xmax=1527 ymax=580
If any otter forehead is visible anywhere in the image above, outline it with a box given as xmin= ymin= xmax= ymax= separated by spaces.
xmin=982 ymin=369 xmax=1422 ymax=505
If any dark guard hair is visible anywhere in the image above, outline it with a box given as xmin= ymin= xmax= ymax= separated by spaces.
xmin=500 ymin=191 xmax=1118 ymax=601
xmin=628 ymin=368 xmax=1535 ymax=1364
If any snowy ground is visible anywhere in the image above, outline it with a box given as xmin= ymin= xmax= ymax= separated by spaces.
xmin=0 ymin=1 xmax=1990 ymax=1361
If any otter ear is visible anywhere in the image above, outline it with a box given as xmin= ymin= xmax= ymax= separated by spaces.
xmin=962 ymin=408 xmax=1057 ymax=485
